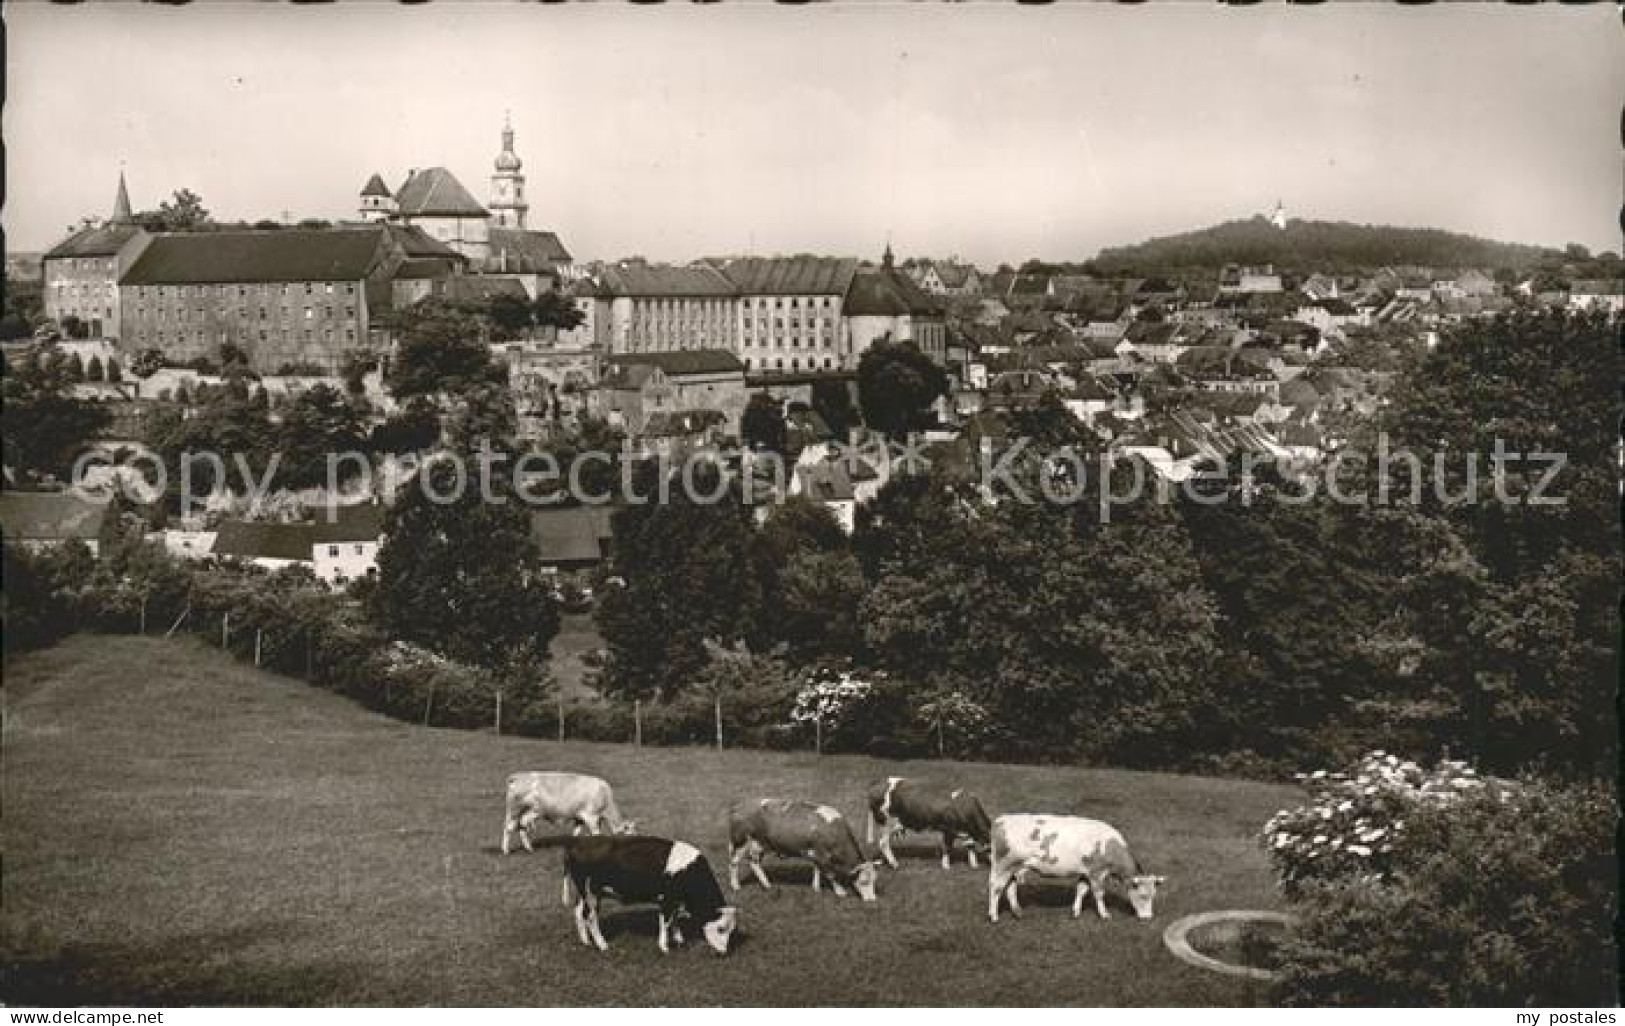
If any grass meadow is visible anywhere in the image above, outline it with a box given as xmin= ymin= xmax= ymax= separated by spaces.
xmin=3 ymin=635 xmax=1300 ymax=1006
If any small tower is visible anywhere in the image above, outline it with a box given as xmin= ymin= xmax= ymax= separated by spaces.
xmin=358 ymin=172 xmax=394 ymax=222
xmin=111 ymin=169 xmax=134 ymax=225
xmin=489 ymin=114 xmax=529 ymax=230
xmin=1270 ymin=198 xmax=1288 ymax=230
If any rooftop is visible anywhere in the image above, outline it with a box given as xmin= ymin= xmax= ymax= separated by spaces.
xmin=122 ymin=228 xmax=388 ymax=285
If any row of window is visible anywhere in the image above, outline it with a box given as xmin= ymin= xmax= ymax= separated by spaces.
xmin=53 ymin=258 xmax=115 ymax=272
xmin=136 ymin=305 xmax=357 ymax=323
xmin=744 ymin=296 xmax=836 ymax=310
xmin=743 ymin=356 xmax=838 ymax=371
xmin=131 ymin=282 xmax=357 ymax=300
xmin=134 ymin=328 xmax=358 ymax=346
xmin=742 ymin=335 xmax=834 ymax=349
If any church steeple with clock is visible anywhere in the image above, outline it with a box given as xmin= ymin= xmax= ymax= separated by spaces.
xmin=489 ymin=114 xmax=529 ymax=230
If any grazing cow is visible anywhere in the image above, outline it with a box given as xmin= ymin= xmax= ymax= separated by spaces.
xmin=986 ymin=814 xmax=1165 ymax=922
xmin=865 ymin=777 xmax=992 ymax=870
xmin=727 ymin=799 xmax=878 ymax=901
xmin=562 ymin=834 xmax=739 ymax=955
xmin=501 ymin=772 xmax=635 ymax=855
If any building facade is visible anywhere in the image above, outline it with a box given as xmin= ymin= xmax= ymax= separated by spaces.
xmin=720 ymin=257 xmax=857 ymax=374
xmin=118 ymin=227 xmax=409 ymax=373
xmin=842 ymin=247 xmax=948 ymax=367
xmin=596 ymin=350 xmax=748 ymax=437
xmin=42 ymin=173 xmax=150 ymax=339
xmin=598 ymin=264 xmax=739 ymax=355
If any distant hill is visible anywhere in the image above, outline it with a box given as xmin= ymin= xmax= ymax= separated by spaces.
xmin=1092 ymin=216 xmax=1560 ymax=275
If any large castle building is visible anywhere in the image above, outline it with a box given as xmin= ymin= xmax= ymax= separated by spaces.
xmin=355 ymin=118 xmax=571 ymax=293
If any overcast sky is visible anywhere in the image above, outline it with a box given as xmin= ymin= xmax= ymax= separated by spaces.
xmin=6 ymin=3 xmax=1621 ymax=265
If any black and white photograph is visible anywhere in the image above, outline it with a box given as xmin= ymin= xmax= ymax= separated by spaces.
xmin=1 ymin=1 xmax=1620 ymax=1011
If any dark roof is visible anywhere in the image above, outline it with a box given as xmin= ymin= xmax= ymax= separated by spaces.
xmin=309 ymin=503 xmax=385 ymax=543
xmin=529 ymin=505 xmax=613 ymax=566
xmin=843 ymin=266 xmax=941 ymax=317
xmin=644 ymin=409 xmax=728 ymax=437
xmin=212 ymin=520 xmax=316 ymax=562
xmin=384 ymin=223 xmax=466 ymax=261
xmin=45 ymin=223 xmax=146 ymax=260
xmin=394 ymin=258 xmax=451 ymax=280
xmin=599 ymin=264 xmax=736 ymax=297
xmin=0 ymin=491 xmax=111 ymax=542
xmin=1008 ymin=273 xmax=1050 ymax=297
xmin=720 ymin=257 xmax=858 ymax=296
xmin=361 ymin=173 xmax=392 ymax=198
xmin=441 ymin=275 xmax=529 ymax=303
xmin=604 ymin=349 xmax=745 ymax=378
xmin=122 ymin=228 xmax=387 ymax=285
xmin=394 ymin=167 xmax=488 ymax=218
xmin=488 ymin=228 xmax=573 ymax=271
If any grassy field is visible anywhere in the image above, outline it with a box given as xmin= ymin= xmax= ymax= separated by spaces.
xmin=3 ymin=635 xmax=1301 ymax=1006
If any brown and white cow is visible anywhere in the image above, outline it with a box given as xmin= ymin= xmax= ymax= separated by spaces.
xmin=727 ymin=799 xmax=878 ymax=901
xmin=562 ymin=834 xmax=739 ymax=955
xmin=501 ymin=771 xmax=635 ymax=855
xmin=866 ymin=777 xmax=992 ymax=870
xmin=986 ymin=814 xmax=1165 ymax=922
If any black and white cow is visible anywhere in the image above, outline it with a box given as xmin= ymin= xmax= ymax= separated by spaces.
xmin=501 ymin=771 xmax=636 ymax=855
xmin=865 ymin=777 xmax=992 ymax=870
xmin=562 ymin=834 xmax=739 ymax=955
xmin=727 ymin=798 xmax=878 ymax=901
xmin=986 ymin=814 xmax=1165 ymax=922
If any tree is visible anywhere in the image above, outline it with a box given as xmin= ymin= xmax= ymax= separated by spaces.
xmin=0 ymin=352 xmax=112 ymax=477
xmin=370 ymin=398 xmax=442 ymax=455
xmin=810 ymin=378 xmax=857 ymax=441
xmin=105 ymin=358 xmax=122 ymax=384
xmin=373 ymin=459 xmax=559 ymax=682
xmin=129 ymin=349 xmax=166 ymax=379
xmin=65 ymin=353 xmax=86 ymax=382
xmin=595 ymin=462 xmax=768 ymax=699
xmin=856 ymin=340 xmax=948 ymax=437
xmin=85 ymin=355 xmax=105 ymax=382
xmin=275 ymin=383 xmax=369 ymax=489
xmin=740 ymin=392 xmax=787 ymax=454
xmin=385 ymin=299 xmax=506 ymax=401
xmin=136 ymin=188 xmax=212 ymax=232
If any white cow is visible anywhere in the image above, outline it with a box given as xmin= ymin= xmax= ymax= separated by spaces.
xmin=987 ymin=814 xmax=1165 ymax=921
xmin=501 ymin=771 xmax=635 ymax=855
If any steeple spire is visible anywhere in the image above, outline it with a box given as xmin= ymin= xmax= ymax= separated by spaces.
xmin=112 ymin=168 xmax=133 ymax=225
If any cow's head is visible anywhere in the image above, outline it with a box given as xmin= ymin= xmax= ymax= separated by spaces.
xmin=1125 ymin=875 xmax=1166 ymax=919
xmin=614 ymin=820 xmax=639 ymax=835
xmin=701 ymin=906 xmax=738 ymax=955
xmin=851 ymin=861 xmax=879 ymax=902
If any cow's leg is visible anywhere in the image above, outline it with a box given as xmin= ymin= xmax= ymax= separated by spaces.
xmin=967 ymin=841 xmax=980 ymax=869
xmin=585 ymin=894 xmax=610 ymax=951
xmin=831 ymin=873 xmax=849 ymax=898
xmin=657 ymin=912 xmax=671 ymax=954
xmin=1088 ymin=871 xmax=1110 ymax=919
xmin=879 ymin=821 xmax=900 ymax=869
xmin=518 ymin=810 xmax=539 ymax=852
xmin=572 ymin=894 xmax=593 ymax=948
xmin=728 ymin=842 xmax=744 ymax=892
xmin=988 ymin=864 xmax=1012 ymax=922
xmin=1005 ymin=869 xmax=1025 ymax=918
xmin=501 ymin=816 xmax=515 ymax=855
xmin=749 ymin=848 xmax=772 ymax=891
xmin=810 ymin=863 xmax=822 ymax=892
xmin=1071 ymin=879 xmax=1090 ymax=919
xmin=941 ymin=831 xmax=955 ymax=871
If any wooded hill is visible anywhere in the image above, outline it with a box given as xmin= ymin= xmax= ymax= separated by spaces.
xmin=1091 ymin=216 xmax=1560 ymax=275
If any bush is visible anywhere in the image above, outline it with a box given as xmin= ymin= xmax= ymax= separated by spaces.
xmin=1262 ymin=751 xmax=1507 ymax=897
xmin=1267 ymin=759 xmax=1617 ymax=1006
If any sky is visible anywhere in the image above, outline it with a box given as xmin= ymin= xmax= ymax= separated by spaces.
xmin=6 ymin=3 xmax=1622 ymax=266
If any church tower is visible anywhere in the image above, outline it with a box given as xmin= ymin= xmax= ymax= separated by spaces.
xmin=1270 ymin=198 xmax=1288 ymax=230
xmin=358 ymin=172 xmax=394 ymax=222
xmin=112 ymin=169 xmax=134 ymax=225
xmin=489 ymin=115 xmax=529 ymax=230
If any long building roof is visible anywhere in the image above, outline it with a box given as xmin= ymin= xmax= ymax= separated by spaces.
xmin=44 ymin=223 xmax=147 ymax=260
xmin=394 ymin=167 xmax=489 ymax=218
xmin=122 ymin=228 xmax=388 ymax=285
xmin=720 ymin=256 xmax=858 ymax=296
xmin=598 ymin=264 xmax=736 ymax=298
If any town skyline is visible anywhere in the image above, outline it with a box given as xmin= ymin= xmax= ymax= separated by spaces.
xmin=6 ymin=3 xmax=1622 ymax=263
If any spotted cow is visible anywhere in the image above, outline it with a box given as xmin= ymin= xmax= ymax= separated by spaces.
xmin=562 ymin=834 xmax=739 ymax=955
xmin=987 ymin=814 xmax=1165 ymax=922
xmin=866 ymin=777 xmax=993 ymax=871
xmin=727 ymin=799 xmax=878 ymax=901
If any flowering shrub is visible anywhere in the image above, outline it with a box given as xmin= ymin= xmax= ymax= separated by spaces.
xmin=788 ymin=667 xmax=877 ymax=731
xmin=914 ymin=690 xmax=990 ymax=755
xmin=1261 ymin=750 xmax=1518 ymax=895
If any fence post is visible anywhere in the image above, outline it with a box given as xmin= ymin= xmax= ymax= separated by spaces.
xmin=423 ymin=682 xmax=435 ymax=727
xmin=714 ymin=696 xmax=723 ymax=752
xmin=222 ymin=611 xmax=230 ymax=650
xmin=494 ymin=690 xmax=503 ymax=736
xmin=139 ymin=593 xmax=148 ymax=635
xmin=254 ymin=629 xmax=263 ymax=667
xmin=305 ymin=631 xmax=314 ymax=680
xmin=557 ymin=695 xmax=565 ymax=743
xmin=165 ymin=603 xmax=190 ymax=638
xmin=634 ymin=700 xmax=642 ymax=747
xmin=815 ymin=710 xmax=822 ymax=755
xmin=937 ymin=718 xmax=945 ymax=758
